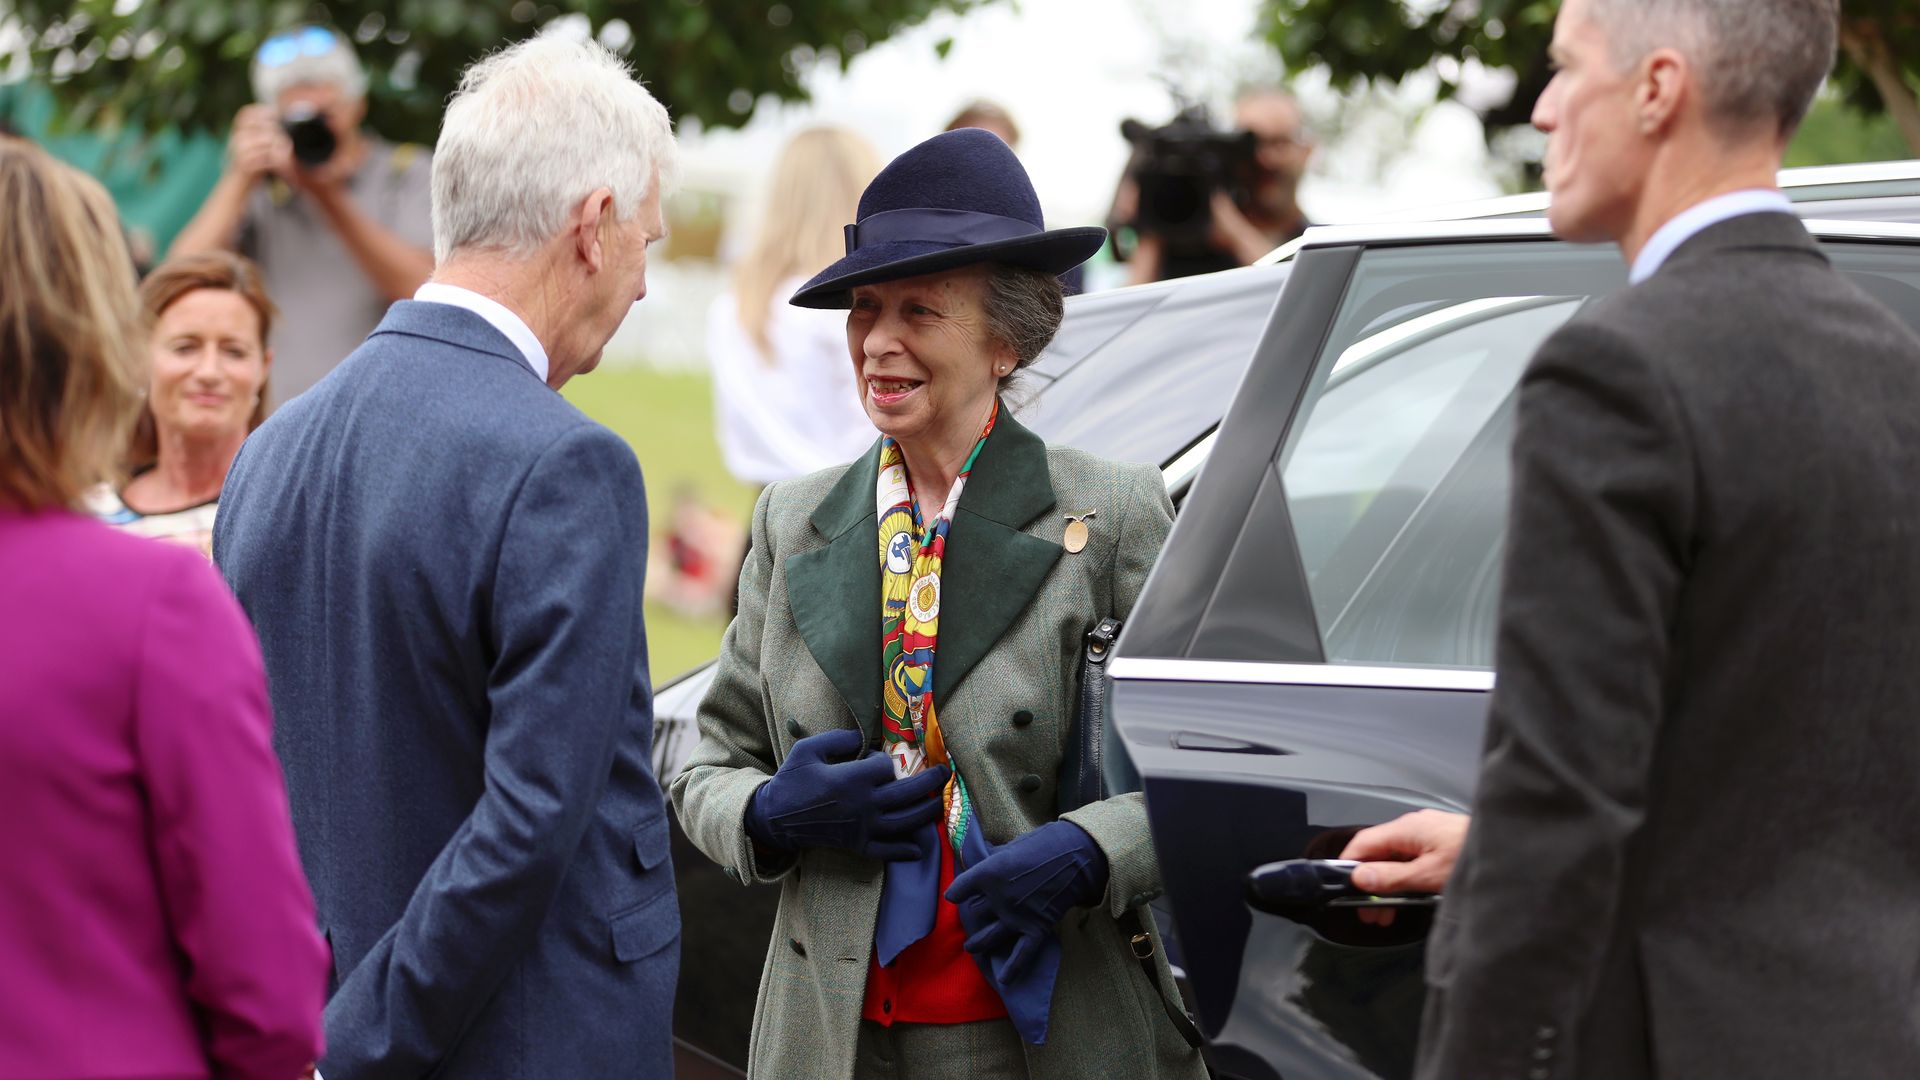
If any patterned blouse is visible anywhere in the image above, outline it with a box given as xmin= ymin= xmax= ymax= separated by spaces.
xmin=89 ymin=482 xmax=219 ymax=558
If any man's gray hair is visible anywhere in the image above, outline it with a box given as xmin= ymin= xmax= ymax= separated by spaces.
xmin=431 ymin=33 xmax=678 ymax=263
xmin=981 ymin=265 xmax=1064 ymax=389
xmin=251 ymin=28 xmax=367 ymax=104
xmin=1589 ymin=0 xmax=1838 ymax=137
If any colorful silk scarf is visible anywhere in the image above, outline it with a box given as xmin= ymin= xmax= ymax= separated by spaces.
xmin=876 ymin=399 xmax=997 ymax=837
xmin=872 ymin=400 xmax=997 ymax=968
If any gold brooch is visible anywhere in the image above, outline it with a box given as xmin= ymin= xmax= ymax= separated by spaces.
xmin=1063 ymin=510 xmax=1097 ymax=554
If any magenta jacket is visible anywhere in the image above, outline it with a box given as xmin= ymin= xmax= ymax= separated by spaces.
xmin=0 ymin=508 xmax=327 ymax=1079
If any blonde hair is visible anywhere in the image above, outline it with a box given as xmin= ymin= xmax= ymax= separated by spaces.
xmin=0 ymin=140 xmax=145 ymax=511
xmin=733 ymin=127 xmax=880 ymax=357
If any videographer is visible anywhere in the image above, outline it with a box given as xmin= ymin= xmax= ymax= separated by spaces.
xmin=1111 ymin=88 xmax=1315 ymax=284
xmin=171 ymin=25 xmax=433 ymax=408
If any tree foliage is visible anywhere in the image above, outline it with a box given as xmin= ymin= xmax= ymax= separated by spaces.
xmin=7 ymin=0 xmax=989 ymax=143
xmin=1259 ymin=0 xmax=1920 ymax=158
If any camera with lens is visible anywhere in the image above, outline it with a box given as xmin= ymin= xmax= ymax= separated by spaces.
xmin=1115 ymin=106 xmax=1256 ymax=271
xmin=281 ymin=103 xmax=337 ymax=168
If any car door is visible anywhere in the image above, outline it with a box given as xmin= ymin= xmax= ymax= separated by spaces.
xmin=1111 ymin=219 xmax=1920 ymax=1080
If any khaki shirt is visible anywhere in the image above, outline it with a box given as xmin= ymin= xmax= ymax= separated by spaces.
xmin=240 ymin=137 xmax=433 ymax=408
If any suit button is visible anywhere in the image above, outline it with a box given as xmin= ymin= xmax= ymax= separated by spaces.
xmin=786 ymin=718 xmax=805 ymax=739
xmin=1011 ymin=710 xmax=1034 ymax=727
xmin=882 ymin=998 xmax=892 ymax=1015
xmin=1534 ymin=1047 xmax=1553 ymax=1061
xmin=1536 ymin=1025 xmax=1557 ymax=1041
xmin=789 ymin=937 xmax=806 ymax=957
xmin=1018 ymin=774 xmax=1043 ymax=794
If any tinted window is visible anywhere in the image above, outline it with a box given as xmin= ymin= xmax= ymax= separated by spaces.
xmin=1019 ymin=263 xmax=1289 ymax=467
xmin=1269 ymin=237 xmax=1920 ymax=670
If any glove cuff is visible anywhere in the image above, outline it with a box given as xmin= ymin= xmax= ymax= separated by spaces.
xmin=744 ymin=779 xmax=787 ymax=852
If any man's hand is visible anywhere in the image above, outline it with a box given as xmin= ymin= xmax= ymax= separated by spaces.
xmin=1208 ymin=192 xmax=1278 ymax=266
xmin=1341 ymin=809 xmax=1470 ymax=895
xmin=228 ymin=105 xmax=292 ymax=185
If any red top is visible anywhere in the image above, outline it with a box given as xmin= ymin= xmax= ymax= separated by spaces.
xmin=862 ymin=830 xmax=1007 ymax=1025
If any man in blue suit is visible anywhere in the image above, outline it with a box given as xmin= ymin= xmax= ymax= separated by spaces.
xmin=214 ymin=34 xmax=678 ymax=1078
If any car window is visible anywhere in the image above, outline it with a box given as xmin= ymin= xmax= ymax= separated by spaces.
xmin=1267 ymin=237 xmax=1920 ymax=670
xmin=1019 ymin=263 xmax=1289 ymax=467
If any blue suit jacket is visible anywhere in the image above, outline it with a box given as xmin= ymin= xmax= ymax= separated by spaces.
xmin=214 ymin=301 xmax=677 ymax=1078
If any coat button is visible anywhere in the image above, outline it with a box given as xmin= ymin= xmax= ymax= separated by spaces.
xmin=1534 ymin=1047 xmax=1553 ymax=1061
xmin=1011 ymin=710 xmax=1034 ymax=727
xmin=1536 ymin=1025 xmax=1557 ymax=1041
xmin=786 ymin=718 xmax=805 ymax=739
xmin=724 ymin=866 xmax=740 ymax=883
xmin=789 ymin=937 xmax=806 ymax=957
xmin=1018 ymin=774 xmax=1043 ymax=794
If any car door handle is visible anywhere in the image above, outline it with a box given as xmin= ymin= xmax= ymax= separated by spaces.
xmin=1170 ymin=731 xmax=1291 ymax=754
xmin=1245 ymin=858 xmax=1441 ymax=914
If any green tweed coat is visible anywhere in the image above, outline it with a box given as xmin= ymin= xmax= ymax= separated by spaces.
xmin=670 ymin=410 xmax=1208 ymax=1080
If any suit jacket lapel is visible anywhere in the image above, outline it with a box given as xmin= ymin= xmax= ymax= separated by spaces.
xmin=787 ymin=439 xmax=886 ymax=743
xmin=935 ymin=407 xmax=1062 ymax=705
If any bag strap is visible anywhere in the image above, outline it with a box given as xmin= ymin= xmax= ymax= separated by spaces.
xmin=1070 ymin=617 xmax=1205 ymax=1051
xmin=1122 ymin=907 xmax=1206 ymax=1049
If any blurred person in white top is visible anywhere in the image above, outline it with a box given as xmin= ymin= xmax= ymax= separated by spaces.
xmin=706 ymin=127 xmax=881 ymax=486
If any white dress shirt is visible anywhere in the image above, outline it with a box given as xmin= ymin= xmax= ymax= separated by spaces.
xmin=1629 ymin=189 xmax=1795 ymax=284
xmin=413 ymin=282 xmax=551 ymax=383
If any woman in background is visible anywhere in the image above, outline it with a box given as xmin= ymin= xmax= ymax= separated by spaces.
xmin=0 ymin=138 xmax=325 ymax=1080
xmin=706 ymin=126 xmax=883 ymax=485
xmin=93 ymin=251 xmax=274 ymax=554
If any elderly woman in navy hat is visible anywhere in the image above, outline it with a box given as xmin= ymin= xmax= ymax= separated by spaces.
xmin=672 ymin=130 xmax=1207 ymax=1079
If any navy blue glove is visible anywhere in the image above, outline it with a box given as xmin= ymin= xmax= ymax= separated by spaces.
xmin=746 ymin=728 xmax=949 ymax=860
xmin=946 ymin=820 xmax=1109 ymax=982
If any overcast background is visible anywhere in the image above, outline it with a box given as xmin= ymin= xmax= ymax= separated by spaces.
xmin=613 ymin=0 xmax=1514 ymax=363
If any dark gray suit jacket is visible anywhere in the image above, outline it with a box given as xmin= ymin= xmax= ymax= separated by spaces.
xmin=214 ymin=301 xmax=677 ymax=1078
xmin=1419 ymin=213 xmax=1920 ymax=1079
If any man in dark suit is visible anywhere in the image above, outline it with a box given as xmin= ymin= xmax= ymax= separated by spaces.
xmin=214 ymin=35 xmax=679 ymax=1079
xmin=1344 ymin=0 xmax=1920 ymax=1076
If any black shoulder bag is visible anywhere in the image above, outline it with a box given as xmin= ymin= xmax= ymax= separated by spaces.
xmin=1059 ymin=617 xmax=1205 ymax=1050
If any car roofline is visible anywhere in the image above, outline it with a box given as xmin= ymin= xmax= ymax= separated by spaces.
xmin=1340 ymin=159 xmax=1920 ymax=227
xmin=1253 ymin=215 xmax=1920 ymax=264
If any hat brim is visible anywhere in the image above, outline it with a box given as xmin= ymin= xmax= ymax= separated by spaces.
xmin=789 ymin=227 xmax=1107 ymax=310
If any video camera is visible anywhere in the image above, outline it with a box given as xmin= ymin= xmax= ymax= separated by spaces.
xmin=1117 ymin=105 xmax=1256 ymax=264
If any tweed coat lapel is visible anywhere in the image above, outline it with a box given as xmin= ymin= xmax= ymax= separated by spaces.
xmin=787 ymin=439 xmax=887 ymax=743
xmin=785 ymin=409 xmax=1062 ymax=748
xmin=933 ymin=408 xmax=1062 ymax=703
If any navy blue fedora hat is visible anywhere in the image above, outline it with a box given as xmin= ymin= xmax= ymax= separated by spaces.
xmin=789 ymin=128 xmax=1106 ymax=309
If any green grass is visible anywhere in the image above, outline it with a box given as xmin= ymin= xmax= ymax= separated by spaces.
xmin=563 ymin=364 xmax=759 ymax=683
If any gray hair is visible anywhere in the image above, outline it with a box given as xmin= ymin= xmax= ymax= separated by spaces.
xmin=431 ymin=33 xmax=679 ymax=263
xmin=251 ymin=27 xmax=368 ymax=104
xmin=981 ymin=265 xmax=1065 ymax=390
xmin=1588 ymin=0 xmax=1838 ymax=137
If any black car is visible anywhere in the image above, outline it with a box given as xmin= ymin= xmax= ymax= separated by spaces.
xmin=659 ymin=163 xmax=1920 ymax=1077
xmin=1110 ymin=211 xmax=1920 ymax=1080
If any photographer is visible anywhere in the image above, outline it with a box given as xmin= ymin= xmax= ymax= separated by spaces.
xmin=1111 ymin=88 xmax=1315 ymax=284
xmin=172 ymin=25 xmax=432 ymax=408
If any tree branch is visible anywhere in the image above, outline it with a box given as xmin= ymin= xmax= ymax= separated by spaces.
xmin=1839 ymin=16 xmax=1920 ymax=157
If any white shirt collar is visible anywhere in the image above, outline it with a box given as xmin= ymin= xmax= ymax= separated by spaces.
xmin=413 ymin=282 xmax=551 ymax=383
xmin=1629 ymin=189 xmax=1794 ymax=285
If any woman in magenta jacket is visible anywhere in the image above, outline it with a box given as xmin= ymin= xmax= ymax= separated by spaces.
xmin=0 ymin=139 xmax=327 ymax=1078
